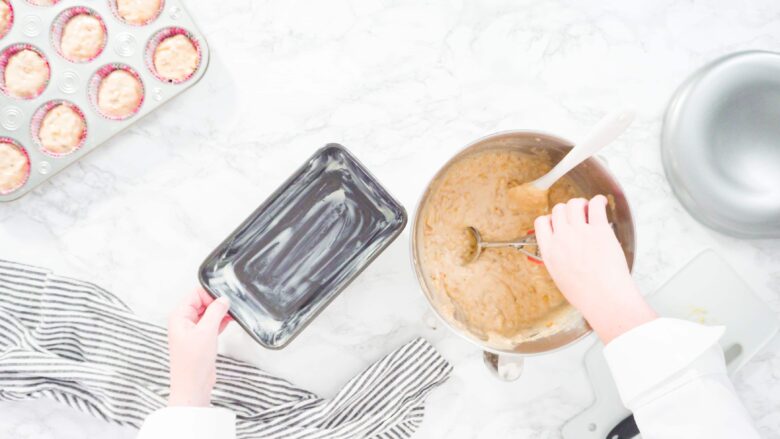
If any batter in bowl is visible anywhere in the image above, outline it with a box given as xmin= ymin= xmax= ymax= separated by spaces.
xmin=4 ymin=49 xmax=49 ymax=98
xmin=0 ymin=1 xmax=12 ymax=38
xmin=420 ymin=148 xmax=582 ymax=347
xmin=97 ymin=69 xmax=143 ymax=119
xmin=60 ymin=13 xmax=106 ymax=62
xmin=38 ymin=104 xmax=86 ymax=155
xmin=116 ymin=0 xmax=162 ymax=25
xmin=0 ymin=141 xmax=29 ymax=193
xmin=153 ymin=34 xmax=199 ymax=82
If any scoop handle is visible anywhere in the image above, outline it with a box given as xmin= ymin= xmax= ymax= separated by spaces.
xmin=532 ymin=109 xmax=636 ymax=190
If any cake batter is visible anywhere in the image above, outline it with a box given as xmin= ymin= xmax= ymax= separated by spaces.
xmin=116 ymin=0 xmax=162 ymax=25
xmin=38 ymin=104 xmax=85 ymax=155
xmin=97 ymin=69 xmax=143 ymax=119
xmin=420 ymin=148 xmax=581 ymax=344
xmin=60 ymin=13 xmax=106 ymax=62
xmin=507 ymin=181 xmax=548 ymax=214
xmin=153 ymin=34 xmax=198 ymax=82
xmin=0 ymin=1 xmax=11 ymax=38
xmin=0 ymin=141 xmax=29 ymax=193
xmin=4 ymin=49 xmax=49 ymax=98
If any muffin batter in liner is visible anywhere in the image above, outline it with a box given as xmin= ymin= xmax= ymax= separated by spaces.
xmin=0 ymin=137 xmax=30 ymax=194
xmin=31 ymin=100 xmax=87 ymax=156
xmin=51 ymin=7 xmax=107 ymax=63
xmin=0 ymin=1 xmax=13 ymax=40
xmin=146 ymin=27 xmax=201 ymax=83
xmin=0 ymin=44 xmax=50 ymax=99
xmin=89 ymin=64 xmax=145 ymax=120
xmin=111 ymin=0 xmax=164 ymax=26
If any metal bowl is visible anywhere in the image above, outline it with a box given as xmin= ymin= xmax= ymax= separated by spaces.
xmin=662 ymin=51 xmax=780 ymax=238
xmin=410 ymin=131 xmax=635 ymax=376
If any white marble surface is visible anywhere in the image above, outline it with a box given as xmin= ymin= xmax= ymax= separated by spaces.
xmin=2 ymin=0 xmax=780 ymax=437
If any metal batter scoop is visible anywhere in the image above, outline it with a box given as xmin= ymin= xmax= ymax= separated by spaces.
xmin=464 ymin=226 xmax=542 ymax=264
xmin=465 ymin=221 xmax=617 ymax=265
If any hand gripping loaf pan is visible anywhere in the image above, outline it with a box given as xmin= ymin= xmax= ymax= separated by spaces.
xmin=199 ymin=144 xmax=407 ymax=349
xmin=0 ymin=0 xmax=209 ymax=201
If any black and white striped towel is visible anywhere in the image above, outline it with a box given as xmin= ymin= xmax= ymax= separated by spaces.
xmin=0 ymin=259 xmax=452 ymax=438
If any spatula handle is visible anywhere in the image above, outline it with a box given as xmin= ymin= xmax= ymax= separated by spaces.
xmin=533 ymin=109 xmax=636 ymax=190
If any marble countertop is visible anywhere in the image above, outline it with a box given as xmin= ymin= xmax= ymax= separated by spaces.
xmin=3 ymin=0 xmax=780 ymax=437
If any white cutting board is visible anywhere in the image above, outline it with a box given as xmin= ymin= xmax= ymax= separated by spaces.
xmin=562 ymin=250 xmax=779 ymax=439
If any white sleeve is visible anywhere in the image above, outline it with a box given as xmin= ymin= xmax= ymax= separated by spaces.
xmin=603 ymin=318 xmax=760 ymax=439
xmin=136 ymin=407 xmax=236 ymax=439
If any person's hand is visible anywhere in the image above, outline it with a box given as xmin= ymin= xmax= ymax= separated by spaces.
xmin=534 ymin=195 xmax=656 ymax=344
xmin=167 ymin=288 xmax=232 ymax=407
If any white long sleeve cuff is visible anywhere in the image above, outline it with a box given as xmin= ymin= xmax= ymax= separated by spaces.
xmin=137 ymin=407 xmax=236 ymax=439
xmin=603 ymin=317 xmax=724 ymax=405
xmin=603 ymin=317 xmax=760 ymax=439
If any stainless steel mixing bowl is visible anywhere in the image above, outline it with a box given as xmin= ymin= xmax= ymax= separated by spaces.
xmin=662 ymin=51 xmax=780 ymax=238
xmin=410 ymin=130 xmax=636 ymax=379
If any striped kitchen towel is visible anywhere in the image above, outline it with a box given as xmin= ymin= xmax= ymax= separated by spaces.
xmin=0 ymin=259 xmax=452 ymax=438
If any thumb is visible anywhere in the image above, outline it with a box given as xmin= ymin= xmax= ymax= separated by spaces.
xmin=198 ymin=296 xmax=231 ymax=332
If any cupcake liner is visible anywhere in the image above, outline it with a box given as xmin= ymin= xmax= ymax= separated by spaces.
xmin=88 ymin=63 xmax=145 ymax=120
xmin=0 ymin=1 xmax=14 ymax=40
xmin=145 ymin=26 xmax=201 ymax=84
xmin=31 ymin=100 xmax=87 ymax=157
xmin=0 ymin=43 xmax=50 ymax=99
xmin=0 ymin=136 xmax=30 ymax=194
xmin=51 ymin=6 xmax=107 ymax=63
xmin=24 ymin=0 xmax=61 ymax=6
xmin=110 ymin=0 xmax=164 ymax=27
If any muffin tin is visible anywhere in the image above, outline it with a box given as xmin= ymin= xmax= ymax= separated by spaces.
xmin=0 ymin=0 xmax=209 ymax=201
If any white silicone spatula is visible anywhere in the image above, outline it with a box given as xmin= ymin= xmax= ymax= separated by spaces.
xmin=530 ymin=109 xmax=636 ymax=190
